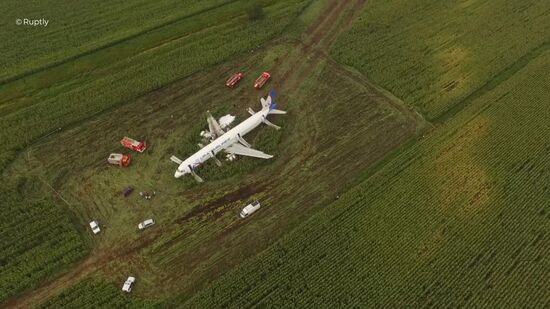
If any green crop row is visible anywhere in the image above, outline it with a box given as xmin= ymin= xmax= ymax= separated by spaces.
xmin=0 ymin=0 xmax=233 ymax=82
xmin=37 ymin=279 xmax=161 ymax=309
xmin=0 ymin=177 xmax=88 ymax=303
xmin=330 ymin=0 xmax=550 ymax=120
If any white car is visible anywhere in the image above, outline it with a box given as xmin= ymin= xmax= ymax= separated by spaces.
xmin=240 ymin=200 xmax=261 ymax=218
xmin=138 ymin=218 xmax=155 ymax=230
xmin=89 ymin=221 xmax=101 ymax=234
xmin=122 ymin=276 xmax=135 ymax=292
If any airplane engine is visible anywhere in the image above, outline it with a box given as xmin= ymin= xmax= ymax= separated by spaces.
xmin=200 ymin=130 xmax=213 ymax=139
xmin=226 ymin=153 xmax=237 ymax=161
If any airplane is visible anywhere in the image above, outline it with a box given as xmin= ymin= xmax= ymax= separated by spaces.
xmin=170 ymin=90 xmax=286 ymax=182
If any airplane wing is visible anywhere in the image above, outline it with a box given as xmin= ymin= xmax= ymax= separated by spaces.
xmin=225 ymin=143 xmax=273 ymax=159
xmin=206 ymin=111 xmax=225 ymax=138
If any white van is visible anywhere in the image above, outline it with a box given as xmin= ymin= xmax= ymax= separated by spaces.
xmin=122 ymin=276 xmax=135 ymax=292
xmin=240 ymin=200 xmax=261 ymax=218
xmin=138 ymin=218 xmax=155 ymax=230
xmin=89 ymin=221 xmax=101 ymax=234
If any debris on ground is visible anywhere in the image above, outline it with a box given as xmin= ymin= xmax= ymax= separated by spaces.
xmin=219 ymin=114 xmax=235 ymax=129
xmin=122 ymin=186 xmax=134 ymax=197
xmin=139 ymin=191 xmax=156 ymax=200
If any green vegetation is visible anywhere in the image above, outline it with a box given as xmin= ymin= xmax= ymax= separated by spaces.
xmin=0 ymin=0 xmax=310 ymax=172
xmin=0 ymin=177 xmax=87 ymax=302
xmin=7 ymin=38 xmax=421 ymax=306
xmin=246 ymin=3 xmax=265 ymax=21
xmin=37 ymin=279 xmax=160 ymax=308
xmin=3 ymin=0 xmax=548 ymax=307
xmin=183 ymin=49 xmax=550 ymax=309
xmin=2 ymin=0 xmax=422 ymax=305
xmin=331 ymin=0 xmax=550 ymax=119
xmin=1 ymin=0 xmax=232 ymax=82
xmin=0 ymin=0 xmax=313 ymax=304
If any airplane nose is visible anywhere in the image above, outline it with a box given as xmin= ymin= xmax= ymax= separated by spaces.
xmin=174 ymin=171 xmax=183 ymax=178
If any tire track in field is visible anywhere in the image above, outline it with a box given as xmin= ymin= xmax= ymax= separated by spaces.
xmin=277 ymin=0 xmax=366 ymax=94
xmin=269 ymin=0 xmax=367 ymax=186
xmin=275 ymin=0 xmax=346 ymax=91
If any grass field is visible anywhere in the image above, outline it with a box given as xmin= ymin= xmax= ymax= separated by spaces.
xmin=331 ymin=0 xmax=550 ymax=120
xmin=183 ymin=46 xmax=550 ymax=309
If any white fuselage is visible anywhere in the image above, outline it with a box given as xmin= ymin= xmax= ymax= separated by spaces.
xmin=174 ymin=108 xmax=269 ymax=178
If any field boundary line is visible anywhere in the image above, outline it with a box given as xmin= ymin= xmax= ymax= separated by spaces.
xmin=434 ymin=40 xmax=550 ymax=124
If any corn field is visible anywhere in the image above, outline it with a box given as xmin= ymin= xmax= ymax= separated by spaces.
xmin=331 ymin=0 xmax=550 ymax=120
xmin=182 ymin=45 xmax=550 ymax=309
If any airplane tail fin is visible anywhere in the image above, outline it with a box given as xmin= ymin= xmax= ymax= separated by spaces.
xmin=261 ymin=89 xmax=276 ymax=110
xmin=261 ymin=90 xmax=286 ymax=114
xmin=259 ymin=89 xmax=285 ymax=130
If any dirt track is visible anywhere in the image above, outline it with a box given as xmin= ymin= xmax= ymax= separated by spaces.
xmin=3 ymin=1 xmax=371 ymax=308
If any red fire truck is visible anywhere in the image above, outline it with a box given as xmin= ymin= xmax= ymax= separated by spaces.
xmin=120 ymin=137 xmax=146 ymax=153
xmin=225 ymin=72 xmax=244 ymax=88
xmin=254 ymin=72 xmax=271 ymax=89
